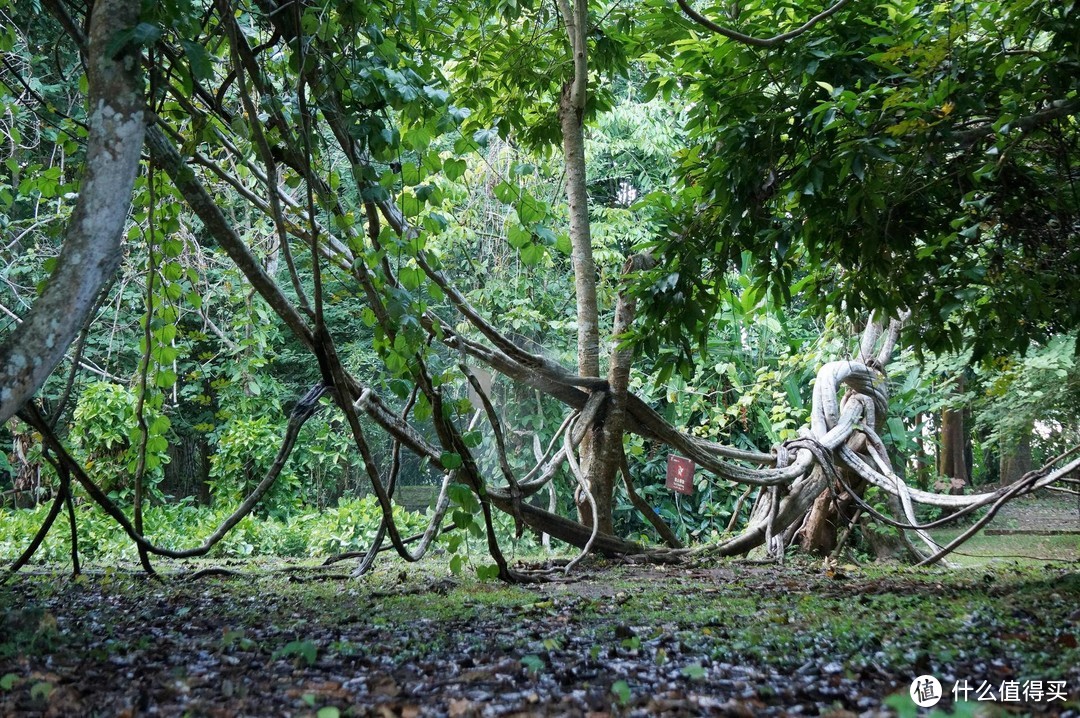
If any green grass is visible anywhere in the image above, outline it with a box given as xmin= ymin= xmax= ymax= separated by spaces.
xmin=928 ymin=529 xmax=1079 ymax=567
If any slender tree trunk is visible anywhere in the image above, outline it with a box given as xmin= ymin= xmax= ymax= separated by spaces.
xmin=557 ymin=0 xmax=615 ymax=531
xmin=588 ymin=256 xmax=656 ymax=534
xmin=557 ymin=0 xmax=599 ymax=380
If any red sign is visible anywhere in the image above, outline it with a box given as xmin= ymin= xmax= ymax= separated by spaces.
xmin=665 ymin=455 xmax=695 ymax=495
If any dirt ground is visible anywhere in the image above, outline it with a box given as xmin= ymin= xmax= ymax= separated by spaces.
xmin=1 ymin=494 xmax=1078 ymax=716
xmin=2 ymin=552 xmax=1079 ymax=717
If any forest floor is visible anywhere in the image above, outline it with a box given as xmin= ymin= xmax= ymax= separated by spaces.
xmin=0 ymin=496 xmax=1078 ymax=717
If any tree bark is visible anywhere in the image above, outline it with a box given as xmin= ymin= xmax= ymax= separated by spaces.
xmin=797 ymin=443 xmax=865 ymax=555
xmin=557 ymin=0 xmax=613 ymax=530
xmin=938 ymin=375 xmax=970 ymax=491
xmin=583 ymin=255 xmax=656 ymax=534
xmin=999 ymin=429 xmax=1033 ymax=487
xmin=557 ymin=0 xmax=599 ymax=380
xmin=0 ymin=0 xmax=144 ymax=423
xmin=161 ymin=431 xmax=211 ymax=504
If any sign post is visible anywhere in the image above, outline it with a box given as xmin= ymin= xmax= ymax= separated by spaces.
xmin=665 ymin=455 xmax=695 ymax=495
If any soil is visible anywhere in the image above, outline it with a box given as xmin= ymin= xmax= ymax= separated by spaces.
xmin=0 ymin=494 xmax=1078 ymax=716
xmin=2 ymin=555 xmax=1079 ymax=717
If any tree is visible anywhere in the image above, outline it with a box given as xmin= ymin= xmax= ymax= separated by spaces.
xmin=0 ymin=0 xmax=144 ymax=424
xmin=640 ymin=0 xmax=1080 ymax=363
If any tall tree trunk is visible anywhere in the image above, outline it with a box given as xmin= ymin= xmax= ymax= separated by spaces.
xmin=999 ymin=429 xmax=1033 ymax=486
xmin=938 ymin=375 xmax=970 ymax=491
xmin=557 ymin=0 xmax=616 ymax=532
xmin=557 ymin=0 xmax=599 ymax=380
xmin=588 ymin=256 xmax=656 ymax=535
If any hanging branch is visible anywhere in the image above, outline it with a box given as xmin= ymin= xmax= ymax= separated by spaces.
xmin=349 ymin=386 xmax=424 ymax=576
xmin=1 ymin=456 xmax=69 ymax=582
xmin=462 ymin=364 xmax=525 ymax=533
xmin=562 ymin=416 xmax=599 ymax=572
xmin=218 ymin=0 xmax=312 ymax=314
xmin=416 ymin=366 xmax=528 ymax=581
xmin=674 ymin=0 xmax=854 ymax=48
xmin=14 ymin=387 xmax=326 ymax=564
xmin=63 ymin=465 xmax=80 ymax=576
xmin=618 ymin=449 xmax=683 ymax=549
xmin=130 ymin=143 xmax=161 ymax=577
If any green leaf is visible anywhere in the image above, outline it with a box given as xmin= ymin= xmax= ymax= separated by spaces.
xmin=555 ymin=233 xmax=572 ymax=255
xmin=273 ymin=640 xmax=318 ymax=667
xmin=520 ymin=654 xmax=544 ymax=673
xmin=476 ymin=563 xmax=500 ymax=580
xmin=681 ymin=664 xmax=706 ymax=679
xmin=399 ymin=266 xmax=424 ymax=290
xmin=180 ymin=40 xmax=214 ymax=82
xmin=440 ymin=452 xmax=463 ymax=469
xmin=401 ymin=161 xmax=423 ymax=186
xmin=493 ymin=181 xmax=517 ymax=204
xmin=154 ymin=369 xmax=178 ymax=389
xmin=0 ymin=674 xmax=17 ymax=691
xmin=401 ymin=193 xmax=422 ymax=217
xmin=472 ymin=128 xmax=498 ymax=147
xmin=611 ymin=679 xmax=631 ymax=705
xmin=422 ymin=85 xmax=449 ymax=106
xmin=404 ymin=125 xmax=431 ymax=151
xmin=316 ymin=708 xmax=341 ymax=718
xmin=518 ymin=193 xmax=546 ymax=223
xmin=150 ymin=412 xmax=170 ymax=434
xmin=107 ymin=22 xmax=161 ymax=58
xmin=443 ymin=158 xmax=467 ymax=181
xmin=520 ymin=242 xmax=545 ymax=265
xmin=507 ymin=223 xmax=530 ymax=249
xmin=163 ymin=239 xmax=184 ymax=258
xmin=389 ymin=379 xmax=411 ymax=399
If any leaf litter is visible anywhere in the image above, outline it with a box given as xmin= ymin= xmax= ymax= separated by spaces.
xmin=0 ymin=557 xmax=1078 ymax=716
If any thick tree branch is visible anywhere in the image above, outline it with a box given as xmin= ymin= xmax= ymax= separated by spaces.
xmin=0 ymin=0 xmax=144 ymax=423
xmin=675 ymin=0 xmax=854 ymax=48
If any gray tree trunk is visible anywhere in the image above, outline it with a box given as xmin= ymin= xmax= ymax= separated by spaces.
xmin=557 ymin=0 xmax=599 ymax=380
xmin=0 ymin=0 xmax=145 ymax=422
